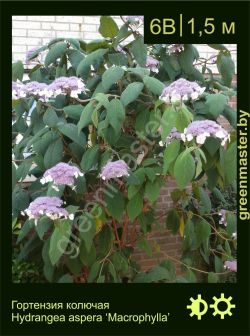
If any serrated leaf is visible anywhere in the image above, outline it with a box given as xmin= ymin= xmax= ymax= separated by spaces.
xmin=63 ymin=104 xmax=83 ymax=120
xmin=121 ymin=82 xmax=144 ymax=106
xmin=161 ymin=107 xmax=177 ymax=139
xmin=12 ymin=61 xmax=24 ymax=81
xmin=99 ymin=16 xmax=119 ymax=38
xmin=58 ymin=123 xmax=86 ymax=146
xmin=44 ymin=138 xmax=63 ymax=169
xmin=127 ymin=192 xmax=143 ymax=221
xmin=143 ymin=75 xmax=164 ymax=95
xmin=80 ymin=145 xmax=100 ymax=171
xmin=102 ymin=66 xmax=124 ymax=90
xmin=145 ymin=178 xmax=161 ymax=204
xmin=205 ymin=93 xmax=228 ymax=118
xmin=173 ymin=150 xmax=195 ymax=189
xmin=45 ymin=42 xmax=67 ymax=67
xmin=131 ymin=36 xmax=147 ymax=66
xmin=76 ymin=48 xmax=108 ymax=78
xmin=104 ymin=189 xmax=125 ymax=222
xmin=163 ymin=139 xmax=180 ymax=174
xmin=106 ymin=99 xmax=125 ymax=134
xmin=49 ymin=219 xmax=73 ymax=265
xmin=77 ymin=101 xmax=95 ymax=132
xmin=217 ymin=51 xmax=235 ymax=87
xmin=43 ymin=107 xmax=59 ymax=127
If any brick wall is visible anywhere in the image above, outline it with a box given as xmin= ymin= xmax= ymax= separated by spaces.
xmin=12 ymin=15 xmax=237 ymax=69
xmin=12 ymin=16 xmax=237 ymax=274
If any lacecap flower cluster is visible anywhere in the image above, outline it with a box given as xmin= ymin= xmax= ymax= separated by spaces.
xmin=160 ymin=78 xmax=205 ymax=103
xmin=145 ymin=56 xmax=159 ymax=73
xmin=23 ymin=196 xmax=73 ymax=223
xmin=100 ymin=160 xmax=130 ymax=180
xmin=41 ymin=162 xmax=83 ymax=187
xmin=12 ymin=76 xmax=87 ymax=101
xmin=181 ymin=120 xmax=230 ymax=145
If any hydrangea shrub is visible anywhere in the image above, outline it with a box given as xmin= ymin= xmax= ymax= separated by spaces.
xmin=12 ymin=16 xmax=237 ymax=283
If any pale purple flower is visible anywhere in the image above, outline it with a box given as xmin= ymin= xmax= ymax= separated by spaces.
xmin=218 ymin=209 xmax=227 ymax=226
xmin=12 ymin=77 xmax=87 ymax=102
xmin=146 ymin=56 xmax=159 ymax=73
xmin=23 ymin=196 xmax=73 ymax=223
xmin=168 ymin=44 xmax=184 ymax=54
xmin=181 ymin=120 xmax=230 ymax=145
xmin=123 ymin=16 xmax=144 ymax=23
xmin=12 ymin=81 xmax=26 ymax=100
xmin=160 ymin=78 xmax=205 ymax=103
xmin=41 ymin=162 xmax=83 ymax=187
xmin=26 ymin=47 xmax=39 ymax=64
xmin=159 ymin=127 xmax=181 ymax=146
xmin=224 ymin=260 xmax=237 ymax=272
xmin=100 ymin=160 xmax=130 ymax=180
xmin=48 ymin=76 xmax=87 ymax=98
xmin=232 ymin=232 xmax=237 ymax=240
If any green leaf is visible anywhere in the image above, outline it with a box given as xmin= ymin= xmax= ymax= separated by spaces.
xmin=175 ymin=107 xmax=193 ymax=132
xmin=16 ymin=159 xmax=33 ymax=181
xmin=161 ymin=107 xmax=177 ymax=139
xmin=17 ymin=219 xmax=33 ymax=244
xmin=49 ymin=219 xmax=73 ymax=265
xmin=205 ymin=93 xmax=228 ymax=118
xmin=207 ymin=44 xmax=228 ymax=51
xmin=166 ymin=209 xmax=180 ymax=234
xmin=86 ymin=39 xmax=109 ymax=52
xmin=76 ymin=48 xmax=108 ymax=78
xmin=226 ymin=212 xmax=237 ymax=237
xmin=128 ymin=184 xmax=142 ymax=200
xmin=64 ymin=104 xmax=83 ymax=120
xmin=80 ymin=145 xmax=100 ymax=171
xmin=143 ymin=76 xmax=164 ymax=95
xmin=98 ymin=225 xmax=115 ymax=257
xmin=195 ymin=218 xmax=211 ymax=247
xmin=134 ymin=266 xmax=170 ymax=283
xmin=131 ymin=36 xmax=147 ymax=66
xmin=104 ymin=189 xmax=125 ymax=222
xmin=12 ymin=163 xmax=17 ymax=191
xmin=87 ymin=261 xmax=101 ymax=282
xmin=102 ymin=66 xmax=124 ymax=90
xmin=44 ymin=138 xmax=63 ymax=169
xmin=127 ymin=67 xmax=150 ymax=79
xmin=178 ymin=44 xmax=199 ymax=75
xmin=79 ymin=242 xmax=96 ymax=267
xmin=222 ymin=105 xmax=236 ymax=129
xmin=43 ymin=107 xmax=59 ymax=127
xmin=36 ymin=216 xmax=53 ymax=240
xmin=58 ymin=274 xmax=73 ymax=283
xmin=173 ymin=150 xmax=195 ymax=189
xmin=45 ymin=42 xmax=67 ymax=67
xmin=108 ymin=53 xmax=128 ymax=66
xmin=145 ymin=178 xmax=161 ymax=204
xmin=127 ymin=192 xmax=143 ymax=221
xmin=67 ymin=50 xmax=83 ymax=68
xmin=99 ymin=16 xmax=119 ymax=38
xmin=217 ymin=51 xmax=235 ymax=87
xmin=77 ymin=101 xmax=95 ymax=132
xmin=106 ymin=99 xmax=125 ymax=134
xmin=12 ymin=61 xmax=24 ymax=81
xmin=163 ymin=139 xmax=180 ymax=174
xmin=208 ymin=272 xmax=219 ymax=283
xmin=58 ymin=123 xmax=86 ymax=147
xmin=121 ymin=82 xmax=144 ymax=106
xmin=79 ymin=214 xmax=96 ymax=252
xmin=12 ymin=188 xmax=29 ymax=212
xmin=198 ymin=187 xmax=212 ymax=215
xmin=224 ymin=141 xmax=237 ymax=185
